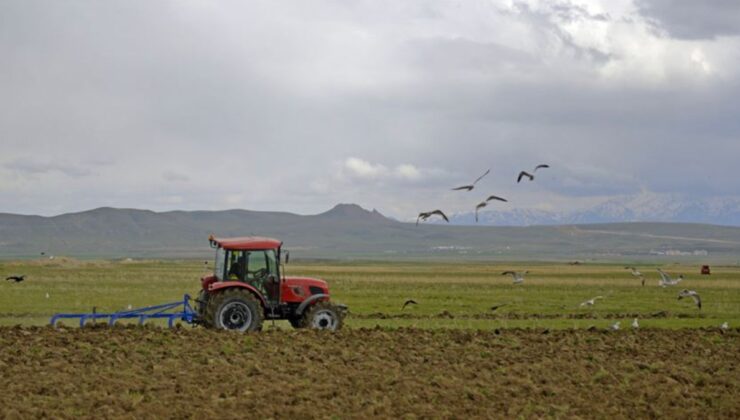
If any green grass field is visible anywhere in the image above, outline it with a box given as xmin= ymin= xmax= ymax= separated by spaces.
xmin=1 ymin=258 xmax=738 ymax=329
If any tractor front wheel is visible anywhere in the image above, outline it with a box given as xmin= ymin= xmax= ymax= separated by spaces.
xmin=206 ymin=289 xmax=264 ymax=332
xmin=301 ymin=302 xmax=344 ymax=331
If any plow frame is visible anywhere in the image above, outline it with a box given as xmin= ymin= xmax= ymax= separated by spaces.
xmin=50 ymin=294 xmax=197 ymax=328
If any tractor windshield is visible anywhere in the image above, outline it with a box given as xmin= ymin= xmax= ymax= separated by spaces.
xmin=214 ymin=247 xmax=227 ymax=280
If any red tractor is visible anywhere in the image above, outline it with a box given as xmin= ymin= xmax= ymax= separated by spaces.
xmin=196 ymin=236 xmax=347 ymax=331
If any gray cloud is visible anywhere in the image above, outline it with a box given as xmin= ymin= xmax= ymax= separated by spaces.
xmin=636 ymin=0 xmax=740 ymax=39
xmin=0 ymin=0 xmax=738 ymax=220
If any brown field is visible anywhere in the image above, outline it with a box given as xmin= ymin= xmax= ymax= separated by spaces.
xmin=1 ymin=326 xmax=738 ymax=419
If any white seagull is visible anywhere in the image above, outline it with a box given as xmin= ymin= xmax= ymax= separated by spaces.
xmin=657 ymin=269 xmax=683 ymax=287
xmin=580 ymin=296 xmax=604 ymax=307
xmin=625 ymin=267 xmax=645 ymax=286
xmin=677 ymin=289 xmax=701 ymax=310
xmin=632 ymin=318 xmax=639 ymax=329
xmin=721 ymin=322 xmax=729 ymax=330
xmin=502 ymin=271 xmax=528 ymax=285
xmin=611 ymin=321 xmax=621 ymax=331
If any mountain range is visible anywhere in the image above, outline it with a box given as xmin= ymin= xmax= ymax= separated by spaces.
xmin=452 ymin=193 xmax=740 ymax=226
xmin=2 ymin=203 xmax=740 ymax=261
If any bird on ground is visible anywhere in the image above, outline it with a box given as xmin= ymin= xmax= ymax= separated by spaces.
xmin=474 ymin=196 xmax=508 ymax=222
xmin=625 ymin=267 xmax=645 ymax=286
xmin=721 ymin=322 xmax=729 ymax=330
xmin=517 ymin=164 xmax=550 ymax=183
xmin=127 ymin=304 xmax=133 ymax=310
xmin=677 ymin=289 xmax=701 ymax=309
xmin=502 ymin=271 xmax=528 ymax=285
xmin=402 ymin=299 xmax=418 ymax=310
xmin=580 ymin=296 xmax=604 ymax=307
xmin=45 ymin=292 xmax=49 ymax=299
xmin=451 ymin=169 xmax=490 ymax=192
xmin=611 ymin=321 xmax=621 ymax=331
xmin=5 ymin=275 xmax=25 ymax=283
xmin=632 ymin=318 xmax=639 ymax=329
xmin=416 ymin=209 xmax=449 ymax=225
xmin=490 ymin=303 xmax=507 ymax=311
xmin=657 ymin=269 xmax=683 ymax=287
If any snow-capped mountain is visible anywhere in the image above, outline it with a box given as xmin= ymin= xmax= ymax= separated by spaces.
xmin=450 ymin=193 xmax=740 ymax=226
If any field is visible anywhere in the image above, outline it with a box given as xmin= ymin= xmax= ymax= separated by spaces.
xmin=1 ymin=259 xmax=739 ymax=417
xmin=1 ymin=258 xmax=739 ymax=329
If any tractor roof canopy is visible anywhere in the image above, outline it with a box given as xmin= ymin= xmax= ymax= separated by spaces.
xmin=209 ymin=236 xmax=282 ymax=251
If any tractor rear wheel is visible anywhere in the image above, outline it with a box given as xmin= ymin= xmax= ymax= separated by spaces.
xmin=206 ymin=289 xmax=264 ymax=332
xmin=301 ymin=301 xmax=343 ymax=331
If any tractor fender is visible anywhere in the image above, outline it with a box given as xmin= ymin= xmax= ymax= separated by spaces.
xmin=208 ymin=281 xmax=267 ymax=309
xmin=296 ymin=293 xmax=329 ymax=316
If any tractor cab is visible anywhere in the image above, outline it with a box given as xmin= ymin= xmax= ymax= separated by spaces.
xmin=211 ymin=237 xmax=281 ymax=303
xmin=197 ymin=235 xmax=346 ymax=332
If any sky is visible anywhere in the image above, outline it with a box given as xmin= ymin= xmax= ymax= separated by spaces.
xmin=1 ymin=0 xmax=739 ymax=219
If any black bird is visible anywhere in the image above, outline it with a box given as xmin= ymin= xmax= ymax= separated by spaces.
xmin=452 ymin=169 xmax=490 ymax=192
xmin=5 ymin=275 xmax=25 ymax=283
xmin=490 ymin=304 xmax=507 ymax=311
xmin=402 ymin=299 xmax=418 ymax=310
xmin=517 ymin=164 xmax=550 ymax=183
xmin=474 ymin=195 xmax=507 ymax=222
xmin=416 ymin=209 xmax=449 ymax=225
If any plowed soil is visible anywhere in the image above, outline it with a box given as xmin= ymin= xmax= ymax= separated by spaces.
xmin=0 ymin=327 xmax=738 ymax=419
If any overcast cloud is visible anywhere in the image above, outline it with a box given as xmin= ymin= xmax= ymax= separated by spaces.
xmin=0 ymin=0 xmax=738 ymax=220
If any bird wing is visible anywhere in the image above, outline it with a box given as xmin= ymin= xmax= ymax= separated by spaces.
xmin=430 ymin=210 xmax=449 ymax=222
xmin=517 ymin=171 xmax=533 ymax=183
xmin=452 ymin=185 xmax=474 ymax=191
xmin=692 ymin=294 xmax=701 ymax=308
xmin=473 ymin=169 xmax=491 ymax=185
xmin=501 ymin=271 xmax=516 ymax=277
xmin=486 ymin=195 xmax=508 ymax=202
xmin=657 ymin=269 xmax=671 ymax=282
xmin=534 ymin=164 xmax=550 ymax=172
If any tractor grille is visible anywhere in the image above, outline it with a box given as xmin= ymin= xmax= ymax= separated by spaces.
xmin=309 ymin=286 xmax=324 ymax=295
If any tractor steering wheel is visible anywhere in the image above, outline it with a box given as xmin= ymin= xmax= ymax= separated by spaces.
xmin=248 ymin=268 xmax=268 ymax=280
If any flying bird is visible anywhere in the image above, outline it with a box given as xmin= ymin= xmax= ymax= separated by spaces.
xmin=5 ymin=275 xmax=25 ymax=283
xmin=626 ymin=267 xmax=645 ymax=286
xmin=517 ymin=164 xmax=550 ymax=183
xmin=657 ymin=269 xmax=683 ymax=287
xmin=580 ymin=296 xmax=604 ymax=307
xmin=416 ymin=210 xmax=449 ymax=225
xmin=451 ymin=169 xmax=490 ymax=192
xmin=632 ymin=318 xmax=639 ymax=329
xmin=475 ymin=196 xmax=508 ymax=222
xmin=502 ymin=271 xmax=528 ymax=285
xmin=402 ymin=299 xmax=418 ymax=310
xmin=677 ymin=289 xmax=701 ymax=309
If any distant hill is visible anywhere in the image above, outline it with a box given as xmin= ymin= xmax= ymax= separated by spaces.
xmin=452 ymin=193 xmax=740 ymax=226
xmin=2 ymin=203 xmax=740 ymax=261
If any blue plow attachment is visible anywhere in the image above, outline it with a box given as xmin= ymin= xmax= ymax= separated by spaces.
xmin=50 ymin=294 xmax=198 ymax=328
